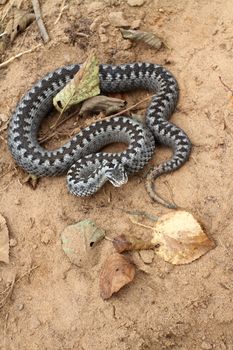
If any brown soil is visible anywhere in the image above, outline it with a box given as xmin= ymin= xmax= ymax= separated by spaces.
xmin=1 ymin=0 xmax=233 ymax=349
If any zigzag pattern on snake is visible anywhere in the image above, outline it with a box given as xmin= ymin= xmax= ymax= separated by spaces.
xmin=7 ymin=62 xmax=192 ymax=208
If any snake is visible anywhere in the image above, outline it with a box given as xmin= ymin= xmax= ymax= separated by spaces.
xmin=7 ymin=62 xmax=191 ymax=208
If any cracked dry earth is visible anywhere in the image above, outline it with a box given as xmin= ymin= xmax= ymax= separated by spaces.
xmin=1 ymin=0 xmax=233 ymax=349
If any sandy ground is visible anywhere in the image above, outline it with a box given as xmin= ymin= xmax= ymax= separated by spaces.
xmin=0 ymin=0 xmax=233 ymax=349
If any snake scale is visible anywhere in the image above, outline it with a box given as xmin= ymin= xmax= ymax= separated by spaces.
xmin=8 ymin=62 xmax=191 ymax=208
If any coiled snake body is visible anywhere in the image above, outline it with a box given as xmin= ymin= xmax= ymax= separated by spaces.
xmin=8 ymin=62 xmax=191 ymax=208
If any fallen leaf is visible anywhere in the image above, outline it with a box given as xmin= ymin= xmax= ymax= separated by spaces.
xmin=113 ymin=233 xmax=154 ymax=253
xmin=4 ymin=9 xmax=35 ymax=43
xmin=120 ymin=29 xmax=164 ymax=50
xmin=22 ymin=174 xmax=39 ymax=189
xmin=53 ymin=51 xmax=100 ymax=113
xmin=99 ymin=253 xmax=135 ymax=299
xmin=61 ymin=220 xmax=105 ymax=267
xmin=151 ymin=211 xmax=215 ymax=265
xmin=0 ymin=213 xmax=9 ymax=263
xmin=79 ymin=95 xmax=126 ymax=116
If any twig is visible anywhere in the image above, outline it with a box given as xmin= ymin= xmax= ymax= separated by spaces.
xmin=54 ymin=0 xmax=67 ymax=25
xmin=108 ymin=94 xmax=153 ymax=118
xmin=31 ymin=0 xmax=49 ymax=43
xmin=219 ymin=76 xmax=233 ymax=95
xmin=129 ymin=217 xmax=154 ymax=230
xmin=1 ymin=0 xmax=15 ymax=21
xmin=0 ymin=44 xmax=41 ymax=69
xmin=0 ymin=265 xmax=39 ymax=309
xmin=116 ymin=207 xmax=159 ymax=221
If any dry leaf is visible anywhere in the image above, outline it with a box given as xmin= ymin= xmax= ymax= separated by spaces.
xmin=151 ymin=211 xmax=215 ymax=265
xmin=53 ymin=51 xmax=100 ymax=113
xmin=61 ymin=220 xmax=105 ymax=267
xmin=120 ymin=29 xmax=163 ymax=50
xmin=113 ymin=234 xmax=154 ymax=253
xmin=79 ymin=95 xmax=126 ymax=116
xmin=0 ymin=213 xmax=9 ymax=263
xmin=4 ymin=9 xmax=35 ymax=42
xmin=99 ymin=253 xmax=135 ymax=299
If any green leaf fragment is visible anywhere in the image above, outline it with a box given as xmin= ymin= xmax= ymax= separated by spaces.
xmin=53 ymin=52 xmax=100 ymax=113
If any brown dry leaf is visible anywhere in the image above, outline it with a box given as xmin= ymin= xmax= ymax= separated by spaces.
xmin=0 ymin=213 xmax=9 ymax=263
xmin=113 ymin=234 xmax=154 ymax=253
xmin=53 ymin=51 xmax=100 ymax=113
xmin=4 ymin=9 xmax=35 ymax=42
xmin=120 ymin=29 xmax=164 ymax=50
xmin=99 ymin=253 xmax=135 ymax=299
xmin=151 ymin=211 xmax=215 ymax=265
xmin=79 ymin=95 xmax=126 ymax=116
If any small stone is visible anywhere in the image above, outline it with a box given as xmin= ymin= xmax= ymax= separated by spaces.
xmin=99 ymin=34 xmax=109 ymax=43
xmin=131 ymin=19 xmax=141 ymax=29
xmin=71 ymin=325 xmax=77 ymax=332
xmin=108 ymin=12 xmax=130 ymax=27
xmin=127 ymin=0 xmax=145 ymax=6
xmin=139 ymin=250 xmax=154 ymax=264
xmin=87 ymin=2 xmax=105 ymax=13
xmin=17 ymin=304 xmax=24 ymax=311
xmin=30 ymin=316 xmax=41 ymax=330
xmin=9 ymin=238 xmax=17 ymax=247
xmin=0 ymin=113 xmax=8 ymax=123
xmin=201 ymin=341 xmax=212 ymax=350
xmin=14 ymin=199 xmax=21 ymax=205
xmin=40 ymin=228 xmax=54 ymax=244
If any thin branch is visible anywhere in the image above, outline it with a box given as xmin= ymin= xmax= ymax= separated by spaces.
xmin=219 ymin=76 xmax=233 ymax=95
xmin=108 ymin=94 xmax=153 ymax=118
xmin=31 ymin=0 xmax=49 ymax=43
xmin=54 ymin=0 xmax=67 ymax=25
xmin=0 ymin=44 xmax=41 ymax=69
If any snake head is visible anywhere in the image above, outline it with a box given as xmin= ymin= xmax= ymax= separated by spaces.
xmin=105 ymin=162 xmax=128 ymax=187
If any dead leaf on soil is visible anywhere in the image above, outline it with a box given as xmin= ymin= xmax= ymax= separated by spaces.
xmin=4 ymin=9 xmax=35 ymax=43
xmin=120 ymin=29 xmax=164 ymax=50
xmin=61 ymin=220 xmax=105 ymax=267
xmin=151 ymin=211 xmax=215 ymax=265
xmin=79 ymin=95 xmax=126 ymax=116
xmin=99 ymin=253 xmax=135 ymax=300
xmin=0 ymin=213 xmax=9 ymax=264
xmin=22 ymin=174 xmax=39 ymax=189
xmin=53 ymin=50 xmax=100 ymax=113
xmin=112 ymin=233 xmax=154 ymax=253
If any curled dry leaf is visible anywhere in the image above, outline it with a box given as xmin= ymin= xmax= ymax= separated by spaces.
xmin=0 ymin=213 xmax=9 ymax=264
xmin=53 ymin=51 xmax=100 ymax=113
xmin=113 ymin=233 xmax=154 ymax=253
xmin=100 ymin=253 xmax=135 ymax=299
xmin=151 ymin=211 xmax=215 ymax=265
xmin=61 ymin=220 xmax=105 ymax=267
xmin=4 ymin=9 xmax=35 ymax=43
xmin=120 ymin=29 xmax=163 ymax=50
xmin=79 ymin=95 xmax=126 ymax=116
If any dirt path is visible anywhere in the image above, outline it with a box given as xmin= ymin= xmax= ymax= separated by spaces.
xmin=0 ymin=1 xmax=233 ymax=349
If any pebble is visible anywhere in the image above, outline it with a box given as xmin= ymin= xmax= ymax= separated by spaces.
xmin=14 ymin=199 xmax=21 ymax=205
xmin=131 ymin=19 xmax=141 ymax=29
xmin=17 ymin=303 xmax=24 ymax=311
xmin=87 ymin=2 xmax=105 ymax=13
xmin=30 ymin=316 xmax=41 ymax=330
xmin=127 ymin=0 xmax=145 ymax=6
xmin=139 ymin=250 xmax=154 ymax=264
xmin=40 ymin=228 xmax=54 ymax=244
xmin=201 ymin=341 xmax=212 ymax=350
xmin=99 ymin=34 xmax=109 ymax=43
xmin=0 ymin=113 xmax=8 ymax=123
xmin=108 ymin=12 xmax=130 ymax=27
xmin=9 ymin=238 xmax=18 ymax=247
